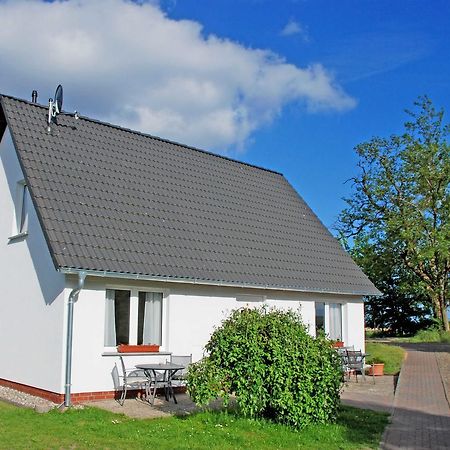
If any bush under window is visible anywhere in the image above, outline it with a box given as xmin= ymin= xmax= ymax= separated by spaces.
xmin=187 ymin=307 xmax=342 ymax=429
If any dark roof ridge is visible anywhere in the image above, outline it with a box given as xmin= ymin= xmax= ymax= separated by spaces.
xmin=0 ymin=93 xmax=282 ymax=176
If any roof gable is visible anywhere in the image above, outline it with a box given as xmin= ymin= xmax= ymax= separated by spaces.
xmin=0 ymin=94 xmax=379 ymax=295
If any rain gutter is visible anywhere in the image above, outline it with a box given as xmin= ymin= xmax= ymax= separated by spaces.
xmin=59 ymin=267 xmax=381 ymax=298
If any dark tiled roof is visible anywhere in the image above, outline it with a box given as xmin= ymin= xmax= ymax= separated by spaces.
xmin=0 ymin=94 xmax=379 ymax=295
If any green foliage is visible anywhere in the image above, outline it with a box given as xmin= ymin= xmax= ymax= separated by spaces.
xmin=365 ymin=342 xmax=405 ymax=374
xmin=350 ymin=236 xmax=433 ymax=335
xmin=408 ymin=327 xmax=450 ymax=343
xmin=0 ymin=401 xmax=388 ymax=450
xmin=187 ymin=307 xmax=343 ymax=429
xmin=339 ymin=97 xmax=450 ymax=331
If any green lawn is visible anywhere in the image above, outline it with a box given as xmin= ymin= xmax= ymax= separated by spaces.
xmin=365 ymin=342 xmax=405 ymax=375
xmin=0 ymin=401 xmax=388 ymax=449
xmin=406 ymin=328 xmax=450 ymax=343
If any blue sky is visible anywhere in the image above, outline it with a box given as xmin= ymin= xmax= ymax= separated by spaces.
xmin=1 ymin=0 xmax=449 ymax=229
xmin=166 ymin=0 xmax=450 ymax=228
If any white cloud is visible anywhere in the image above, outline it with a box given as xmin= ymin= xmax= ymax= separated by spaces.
xmin=0 ymin=0 xmax=355 ymax=152
xmin=281 ymin=19 xmax=309 ymax=40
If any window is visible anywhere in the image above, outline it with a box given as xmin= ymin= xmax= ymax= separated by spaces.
xmin=328 ymin=303 xmax=343 ymax=341
xmin=113 ymin=290 xmax=131 ymax=345
xmin=137 ymin=292 xmax=162 ymax=345
xmin=315 ymin=302 xmax=325 ymax=335
xmin=11 ymin=180 xmax=29 ymax=236
xmin=104 ymin=289 xmax=163 ymax=347
xmin=315 ymin=302 xmax=343 ymax=341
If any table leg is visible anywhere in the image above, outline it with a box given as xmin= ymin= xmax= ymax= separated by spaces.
xmin=164 ymin=374 xmax=170 ymax=401
xmin=168 ymin=369 xmax=179 ymax=404
xmin=146 ymin=369 xmax=157 ymax=405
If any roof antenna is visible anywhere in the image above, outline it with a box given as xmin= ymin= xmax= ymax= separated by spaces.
xmin=47 ymin=84 xmax=63 ymax=132
xmin=31 ymin=90 xmax=38 ymax=104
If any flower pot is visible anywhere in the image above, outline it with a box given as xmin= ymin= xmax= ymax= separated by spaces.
xmin=117 ymin=344 xmax=160 ymax=353
xmin=332 ymin=341 xmax=344 ymax=348
xmin=368 ymin=363 xmax=384 ymax=376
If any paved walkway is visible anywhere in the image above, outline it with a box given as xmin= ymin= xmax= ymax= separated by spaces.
xmin=340 ymin=374 xmax=396 ymax=413
xmin=381 ymin=344 xmax=450 ymax=450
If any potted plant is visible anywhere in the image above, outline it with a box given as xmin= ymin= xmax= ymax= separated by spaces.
xmin=368 ymin=358 xmax=385 ymax=376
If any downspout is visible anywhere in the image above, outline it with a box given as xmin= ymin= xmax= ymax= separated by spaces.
xmin=64 ymin=271 xmax=86 ymax=407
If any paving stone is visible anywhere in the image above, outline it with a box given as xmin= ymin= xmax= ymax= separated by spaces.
xmin=83 ymin=394 xmax=227 ymax=420
xmin=381 ymin=344 xmax=450 ymax=450
xmin=340 ymin=374 xmax=395 ymax=413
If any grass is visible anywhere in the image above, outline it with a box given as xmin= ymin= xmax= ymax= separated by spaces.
xmin=0 ymin=401 xmax=388 ymax=449
xmin=365 ymin=342 xmax=405 ymax=375
xmin=406 ymin=328 xmax=450 ymax=343
xmin=366 ymin=327 xmax=450 ymax=344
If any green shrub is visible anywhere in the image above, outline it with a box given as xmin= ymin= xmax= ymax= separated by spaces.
xmin=187 ymin=307 xmax=342 ymax=430
xmin=409 ymin=327 xmax=450 ymax=343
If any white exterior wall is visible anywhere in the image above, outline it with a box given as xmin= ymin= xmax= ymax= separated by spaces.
xmin=345 ymin=300 xmax=366 ymax=353
xmin=0 ymin=128 xmax=366 ymax=396
xmin=0 ymin=129 xmax=66 ymax=393
xmin=70 ymin=276 xmax=365 ymax=393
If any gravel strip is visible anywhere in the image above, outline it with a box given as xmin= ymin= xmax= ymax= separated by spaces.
xmin=0 ymin=386 xmax=58 ymax=412
xmin=435 ymin=345 xmax=450 ymax=408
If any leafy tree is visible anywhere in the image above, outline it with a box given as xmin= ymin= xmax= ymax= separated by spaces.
xmin=339 ymin=97 xmax=450 ymax=331
xmin=350 ymin=235 xmax=433 ymax=335
xmin=187 ymin=307 xmax=342 ymax=430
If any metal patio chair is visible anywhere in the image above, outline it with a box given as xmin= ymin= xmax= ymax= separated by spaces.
xmin=337 ymin=348 xmax=350 ymax=380
xmin=345 ymin=350 xmax=374 ymax=383
xmin=169 ymin=354 xmax=192 ymax=387
xmin=112 ymin=356 xmax=150 ymax=406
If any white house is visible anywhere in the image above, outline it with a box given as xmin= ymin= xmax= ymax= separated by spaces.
xmin=0 ymin=92 xmax=379 ymax=405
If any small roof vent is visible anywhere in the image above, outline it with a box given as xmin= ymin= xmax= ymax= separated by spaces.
xmin=31 ymin=90 xmax=38 ymax=104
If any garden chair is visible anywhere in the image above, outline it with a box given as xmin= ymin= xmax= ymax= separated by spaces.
xmin=337 ymin=348 xmax=350 ymax=380
xmin=112 ymin=356 xmax=150 ymax=405
xmin=345 ymin=350 xmax=374 ymax=383
xmin=169 ymin=354 xmax=192 ymax=387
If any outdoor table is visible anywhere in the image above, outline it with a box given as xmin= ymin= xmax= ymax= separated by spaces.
xmin=135 ymin=362 xmax=185 ymax=405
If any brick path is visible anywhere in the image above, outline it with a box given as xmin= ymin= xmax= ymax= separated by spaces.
xmin=381 ymin=345 xmax=450 ymax=450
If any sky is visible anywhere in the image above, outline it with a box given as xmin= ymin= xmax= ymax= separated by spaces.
xmin=0 ymin=0 xmax=449 ymax=230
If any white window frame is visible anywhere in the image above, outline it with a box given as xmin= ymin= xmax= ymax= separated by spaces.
xmin=103 ymin=286 xmax=168 ymax=351
xmin=9 ymin=179 xmax=29 ymax=239
xmin=326 ymin=303 xmax=343 ymax=342
xmin=315 ymin=301 xmax=346 ymax=343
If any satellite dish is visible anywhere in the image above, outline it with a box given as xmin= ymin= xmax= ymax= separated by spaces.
xmin=47 ymin=84 xmax=64 ymax=130
xmin=54 ymin=85 xmax=63 ymax=113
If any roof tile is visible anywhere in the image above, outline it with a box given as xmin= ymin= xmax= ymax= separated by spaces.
xmin=1 ymin=94 xmax=379 ymax=295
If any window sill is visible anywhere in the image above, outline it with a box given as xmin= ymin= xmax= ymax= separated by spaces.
xmin=8 ymin=232 xmax=28 ymax=242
